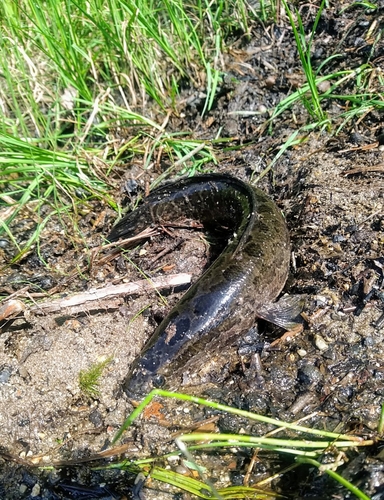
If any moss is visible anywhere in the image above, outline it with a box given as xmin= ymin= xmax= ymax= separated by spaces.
xmin=79 ymin=356 xmax=112 ymax=398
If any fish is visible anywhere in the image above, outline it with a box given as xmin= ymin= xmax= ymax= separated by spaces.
xmin=108 ymin=173 xmax=298 ymax=397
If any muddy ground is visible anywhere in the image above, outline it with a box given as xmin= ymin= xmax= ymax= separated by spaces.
xmin=1 ymin=3 xmax=384 ymax=499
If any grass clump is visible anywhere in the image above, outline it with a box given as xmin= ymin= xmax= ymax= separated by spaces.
xmin=103 ymin=390 xmax=375 ymax=499
xmin=0 ymin=0 xmax=256 ymax=262
xmin=79 ymin=356 xmax=112 ymax=398
xmin=0 ymin=0 xmax=260 ymax=142
xmin=281 ymin=0 xmax=329 ymax=125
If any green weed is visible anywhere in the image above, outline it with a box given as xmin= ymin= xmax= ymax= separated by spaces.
xmin=282 ymin=0 xmax=328 ymax=124
xmin=79 ymin=356 xmax=113 ymax=398
xmin=105 ymin=389 xmax=375 ymax=499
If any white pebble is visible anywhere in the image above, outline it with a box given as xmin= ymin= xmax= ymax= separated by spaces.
xmin=31 ymin=484 xmax=41 ymax=497
xmin=315 ymin=334 xmax=328 ymax=351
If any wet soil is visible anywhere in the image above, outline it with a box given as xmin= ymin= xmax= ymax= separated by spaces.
xmin=1 ymin=2 xmax=384 ymax=499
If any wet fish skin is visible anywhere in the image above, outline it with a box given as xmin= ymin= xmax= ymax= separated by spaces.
xmin=107 ymin=173 xmax=291 ymax=397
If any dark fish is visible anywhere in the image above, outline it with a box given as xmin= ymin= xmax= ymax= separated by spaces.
xmin=58 ymin=481 xmax=118 ymax=499
xmin=108 ymin=173 xmax=297 ymax=397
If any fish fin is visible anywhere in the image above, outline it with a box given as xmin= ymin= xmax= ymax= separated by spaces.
xmin=257 ymin=295 xmax=305 ymax=330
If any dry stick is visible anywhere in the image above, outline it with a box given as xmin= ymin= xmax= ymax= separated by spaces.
xmin=339 ymin=142 xmax=379 ymax=154
xmin=29 ymin=273 xmax=192 ymax=315
xmin=343 ymin=164 xmax=384 ymax=175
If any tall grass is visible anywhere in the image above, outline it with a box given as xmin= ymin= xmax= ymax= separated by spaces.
xmin=282 ymin=0 xmax=328 ymax=124
xmin=0 ymin=0 xmax=258 ymax=142
xmin=1 ymin=0 xmax=256 ymax=261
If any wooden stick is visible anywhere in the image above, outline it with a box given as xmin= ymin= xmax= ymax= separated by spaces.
xmin=29 ymin=273 xmax=192 ymax=315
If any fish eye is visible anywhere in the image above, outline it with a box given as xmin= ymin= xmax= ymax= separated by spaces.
xmin=153 ymin=374 xmax=165 ymax=388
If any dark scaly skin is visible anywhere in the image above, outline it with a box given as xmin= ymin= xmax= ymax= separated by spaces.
xmin=107 ymin=173 xmax=291 ymax=397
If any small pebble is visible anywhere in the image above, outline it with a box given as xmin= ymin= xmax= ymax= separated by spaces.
xmin=298 ymin=364 xmax=323 ymax=387
xmin=315 ymin=295 xmax=329 ymax=306
xmin=0 ymin=367 xmax=11 ymax=384
xmin=323 ymin=348 xmax=337 ymax=360
xmin=350 ymin=132 xmax=364 ymax=144
xmin=265 ymin=75 xmax=276 ymax=88
xmin=315 ymin=334 xmax=328 ymax=351
xmin=363 ymin=336 xmax=375 ymax=347
xmin=19 ymin=485 xmax=28 ymax=495
xmin=31 ymin=483 xmax=41 ymax=497
xmin=124 ymin=178 xmax=138 ymax=194
xmin=258 ymin=104 xmax=268 ymax=114
xmin=332 ymin=234 xmax=345 ymax=243
xmin=317 ymin=80 xmax=331 ymax=93
xmin=18 ymin=366 xmax=29 ymax=379
xmin=89 ymin=409 xmax=103 ymax=427
xmin=175 ymin=464 xmax=190 ymax=475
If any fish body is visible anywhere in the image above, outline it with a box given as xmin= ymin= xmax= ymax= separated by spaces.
xmin=108 ymin=174 xmax=291 ymax=396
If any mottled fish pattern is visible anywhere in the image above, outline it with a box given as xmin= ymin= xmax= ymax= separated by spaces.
xmin=108 ymin=173 xmax=291 ymax=396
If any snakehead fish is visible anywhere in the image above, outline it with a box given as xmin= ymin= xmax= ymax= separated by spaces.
xmin=108 ymin=173 xmax=295 ymax=396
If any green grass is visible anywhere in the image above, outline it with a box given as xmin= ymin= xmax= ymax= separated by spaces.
xmin=266 ymin=1 xmax=383 ymax=133
xmin=0 ymin=132 xmax=116 ymax=260
xmin=0 ymin=0 xmax=255 ymax=140
xmin=281 ymin=0 xmax=329 ymax=125
xmin=79 ymin=356 xmax=113 ymax=398
xmin=101 ymin=390 xmax=374 ymax=499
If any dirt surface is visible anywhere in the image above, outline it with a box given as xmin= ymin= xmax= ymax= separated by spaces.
xmin=1 ymin=3 xmax=384 ymax=499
